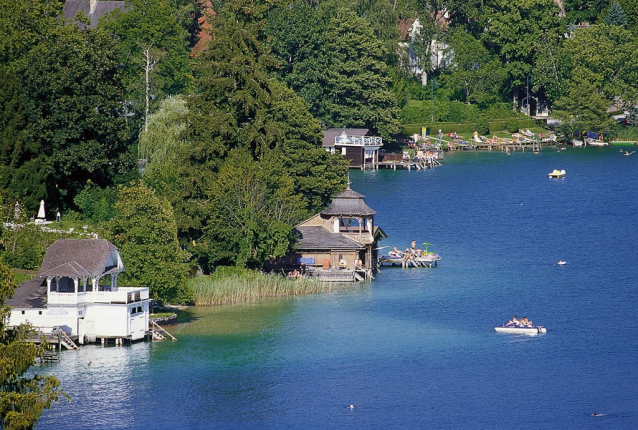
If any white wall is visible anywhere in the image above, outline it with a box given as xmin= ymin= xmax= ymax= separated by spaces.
xmin=8 ymin=307 xmax=82 ymax=336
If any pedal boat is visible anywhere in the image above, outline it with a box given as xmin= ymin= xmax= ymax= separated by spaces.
xmin=494 ymin=324 xmax=547 ymax=335
xmin=549 ymin=169 xmax=566 ymax=178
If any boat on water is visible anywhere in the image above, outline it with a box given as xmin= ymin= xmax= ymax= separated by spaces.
xmin=549 ymin=169 xmax=566 ymax=178
xmin=494 ymin=325 xmax=547 ymax=334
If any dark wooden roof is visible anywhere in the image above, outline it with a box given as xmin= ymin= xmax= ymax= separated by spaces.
xmin=63 ymin=1 xmax=126 ymax=29
xmin=38 ymin=239 xmax=121 ymax=278
xmin=294 ymin=227 xmax=365 ymax=251
xmin=322 ymin=128 xmax=371 ymax=147
xmin=321 ymin=187 xmax=376 ymax=217
xmin=5 ymin=277 xmax=48 ymax=309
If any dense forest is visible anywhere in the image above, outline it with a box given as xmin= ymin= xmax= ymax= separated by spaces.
xmin=0 ymin=0 xmax=637 ymax=302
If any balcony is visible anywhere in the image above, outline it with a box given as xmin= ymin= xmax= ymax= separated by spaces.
xmin=341 ymin=231 xmax=374 ymax=245
xmin=48 ymin=287 xmax=150 ymax=305
xmin=335 ymin=135 xmax=383 ymax=147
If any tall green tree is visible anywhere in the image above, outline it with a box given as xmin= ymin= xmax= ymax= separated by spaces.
xmin=553 ymin=68 xmax=614 ymax=135
xmin=204 ymin=149 xmax=305 ymax=268
xmin=100 ymin=0 xmax=193 ymax=131
xmin=267 ymin=3 xmax=400 ymax=139
xmin=109 ymin=183 xmax=190 ymax=303
xmin=186 ymin=0 xmax=278 ymax=160
xmin=0 ymin=262 xmax=66 ymax=429
xmin=480 ymin=0 xmax=563 ymax=107
xmin=3 ymin=24 xmax=135 ymax=213
xmin=440 ymin=31 xmax=505 ymax=106
xmin=562 ymin=24 xmax=638 ymax=104
xmin=0 ymin=0 xmax=64 ymax=63
xmin=605 ymin=1 xmax=628 ymax=27
xmin=267 ymin=80 xmax=348 ymax=214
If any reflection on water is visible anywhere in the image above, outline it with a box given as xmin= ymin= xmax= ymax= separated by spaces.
xmin=37 ymin=343 xmax=151 ymax=429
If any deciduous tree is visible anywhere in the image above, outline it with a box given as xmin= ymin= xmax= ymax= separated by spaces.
xmin=0 ymin=262 xmax=66 ymax=429
xmin=100 ymin=0 xmax=193 ymax=129
xmin=440 ymin=31 xmax=505 ymax=106
xmin=6 ymin=24 xmax=135 ymax=212
xmin=109 ymin=183 xmax=191 ymax=303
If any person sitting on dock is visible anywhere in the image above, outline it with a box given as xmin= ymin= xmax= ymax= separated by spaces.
xmin=402 ymin=248 xmax=410 ymax=267
xmin=354 ymin=259 xmax=363 ymax=270
xmin=288 ymin=269 xmax=300 ymax=279
xmin=389 ymin=247 xmax=403 ymax=258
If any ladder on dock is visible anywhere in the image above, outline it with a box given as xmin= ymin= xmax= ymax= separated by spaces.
xmin=151 ymin=320 xmax=177 ymax=341
xmin=53 ymin=326 xmax=79 ymax=350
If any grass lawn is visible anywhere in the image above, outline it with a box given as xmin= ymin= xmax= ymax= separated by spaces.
xmin=12 ymin=269 xmax=37 ymax=284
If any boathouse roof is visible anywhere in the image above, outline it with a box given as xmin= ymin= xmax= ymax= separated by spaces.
xmin=294 ymin=227 xmax=366 ymax=250
xmin=321 ymin=187 xmax=376 ymax=217
xmin=322 ymin=128 xmax=371 ymax=147
xmin=5 ymin=277 xmax=48 ymax=309
xmin=38 ymin=239 xmax=122 ymax=278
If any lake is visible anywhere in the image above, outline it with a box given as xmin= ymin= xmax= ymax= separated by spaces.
xmin=37 ymin=146 xmax=638 ymax=429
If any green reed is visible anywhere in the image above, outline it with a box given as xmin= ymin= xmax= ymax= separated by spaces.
xmin=189 ymin=269 xmax=339 ymax=306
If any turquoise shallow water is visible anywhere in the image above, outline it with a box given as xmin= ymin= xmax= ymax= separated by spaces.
xmin=37 ymin=147 xmax=638 ymax=429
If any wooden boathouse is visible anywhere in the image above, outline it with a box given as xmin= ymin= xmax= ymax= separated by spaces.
xmin=323 ymin=128 xmax=383 ymax=170
xmin=275 ymin=184 xmax=387 ymax=282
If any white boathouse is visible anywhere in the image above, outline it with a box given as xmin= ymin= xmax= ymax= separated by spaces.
xmin=7 ymin=239 xmax=150 ymax=345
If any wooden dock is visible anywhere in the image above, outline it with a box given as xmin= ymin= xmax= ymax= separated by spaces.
xmin=377 ymin=149 xmax=443 ymax=170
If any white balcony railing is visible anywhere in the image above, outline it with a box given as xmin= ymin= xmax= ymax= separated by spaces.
xmin=335 ymin=135 xmax=383 ymax=147
xmin=48 ymin=288 xmax=149 ymax=305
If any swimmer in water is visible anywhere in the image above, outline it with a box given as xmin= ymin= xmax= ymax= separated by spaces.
xmin=348 ymin=405 xmax=355 ymax=409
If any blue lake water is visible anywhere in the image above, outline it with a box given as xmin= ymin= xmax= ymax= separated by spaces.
xmin=37 ymin=147 xmax=638 ymax=429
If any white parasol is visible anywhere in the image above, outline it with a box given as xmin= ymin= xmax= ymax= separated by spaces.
xmin=37 ymin=200 xmax=46 ymax=219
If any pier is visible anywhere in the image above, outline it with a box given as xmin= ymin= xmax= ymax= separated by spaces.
xmin=377 ymin=149 xmax=443 ymax=170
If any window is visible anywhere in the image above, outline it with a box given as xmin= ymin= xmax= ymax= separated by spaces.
xmin=38 ymin=311 xmax=42 ymax=315
xmin=341 ymin=147 xmax=347 ymax=155
xmin=21 ymin=310 xmax=25 ymax=315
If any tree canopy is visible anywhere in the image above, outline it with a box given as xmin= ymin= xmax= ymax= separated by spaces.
xmin=0 ymin=262 xmax=66 ymax=429
xmin=108 ymin=183 xmax=191 ymax=303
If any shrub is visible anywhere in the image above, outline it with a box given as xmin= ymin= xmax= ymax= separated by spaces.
xmin=476 ymin=119 xmax=490 ymax=135
xmin=506 ymin=118 xmax=519 ymax=133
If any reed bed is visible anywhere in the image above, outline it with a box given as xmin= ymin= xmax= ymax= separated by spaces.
xmin=189 ymin=269 xmax=342 ymax=306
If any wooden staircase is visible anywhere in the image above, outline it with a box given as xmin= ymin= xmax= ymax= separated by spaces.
xmin=151 ymin=320 xmax=177 ymax=342
xmin=53 ymin=326 xmax=79 ymax=350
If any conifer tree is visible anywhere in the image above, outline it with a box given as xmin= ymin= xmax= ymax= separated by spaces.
xmin=605 ymin=1 xmax=628 ymax=28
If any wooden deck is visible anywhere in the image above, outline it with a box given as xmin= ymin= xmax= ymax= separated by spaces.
xmin=378 ymin=149 xmax=443 ymax=170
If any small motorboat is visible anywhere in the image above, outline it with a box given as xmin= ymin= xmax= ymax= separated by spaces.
xmin=557 ymin=260 xmax=566 ymax=266
xmin=494 ymin=324 xmax=547 ymax=335
xmin=549 ymin=169 xmax=566 ymax=178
